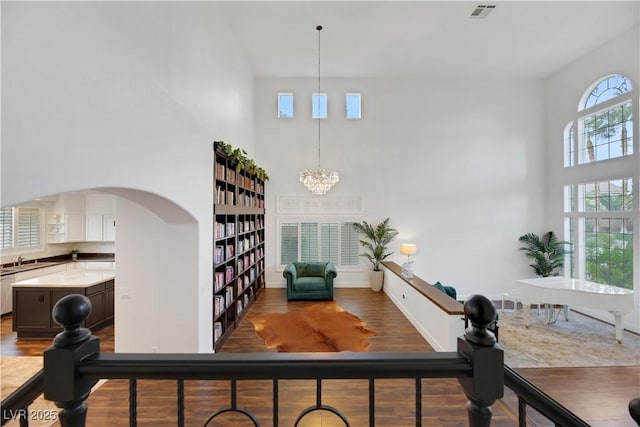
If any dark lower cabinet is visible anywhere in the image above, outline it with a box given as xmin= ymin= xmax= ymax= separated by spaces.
xmin=13 ymin=289 xmax=51 ymax=329
xmin=105 ymin=282 xmax=115 ymax=322
xmin=13 ymin=280 xmax=115 ymax=338
xmin=86 ymin=283 xmax=106 ymax=330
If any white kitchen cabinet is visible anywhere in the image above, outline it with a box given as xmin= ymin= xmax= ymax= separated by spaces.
xmin=1 ymin=275 xmax=15 ymax=315
xmin=86 ymin=194 xmax=116 ymax=242
xmin=65 ymin=213 xmax=86 ymax=242
xmin=86 ymin=214 xmax=104 ymax=241
xmin=103 ymin=214 xmax=116 ymax=241
xmin=86 ymin=214 xmax=116 ymax=242
xmin=48 ymin=192 xmax=116 ymax=243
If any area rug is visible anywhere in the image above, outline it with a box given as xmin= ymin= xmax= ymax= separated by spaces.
xmin=497 ymin=309 xmax=640 ymax=368
xmin=247 ymin=301 xmax=376 ymax=352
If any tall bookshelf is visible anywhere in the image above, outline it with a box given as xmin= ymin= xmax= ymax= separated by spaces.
xmin=213 ymin=147 xmax=266 ymax=350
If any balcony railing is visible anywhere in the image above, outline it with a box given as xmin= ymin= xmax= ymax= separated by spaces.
xmin=2 ymin=294 xmax=638 ymax=427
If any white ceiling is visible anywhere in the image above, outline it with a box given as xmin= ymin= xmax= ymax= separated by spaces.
xmin=220 ymin=1 xmax=640 ymax=79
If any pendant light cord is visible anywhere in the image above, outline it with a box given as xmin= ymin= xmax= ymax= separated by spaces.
xmin=317 ymin=25 xmax=322 ymax=169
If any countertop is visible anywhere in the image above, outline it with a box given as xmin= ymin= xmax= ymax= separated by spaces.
xmin=1 ymin=261 xmax=67 ymax=276
xmin=12 ymin=268 xmax=115 ymax=288
xmin=1 ymin=257 xmax=115 ymax=277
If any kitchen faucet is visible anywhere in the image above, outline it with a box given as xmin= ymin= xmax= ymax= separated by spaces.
xmin=16 ymin=256 xmax=25 ymax=266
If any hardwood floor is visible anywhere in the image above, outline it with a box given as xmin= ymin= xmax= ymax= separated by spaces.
xmin=1 ymin=288 xmax=638 ymax=426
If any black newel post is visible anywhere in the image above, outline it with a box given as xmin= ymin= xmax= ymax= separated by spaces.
xmin=43 ymin=294 xmax=100 ymax=427
xmin=458 ymin=295 xmax=504 ymax=427
xmin=630 ymin=398 xmax=640 ymax=425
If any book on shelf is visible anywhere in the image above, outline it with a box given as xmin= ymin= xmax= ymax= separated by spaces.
xmin=215 ymin=186 xmax=225 ymax=204
xmin=226 ymin=222 xmax=235 ymax=237
xmin=214 ymin=295 xmax=225 ymax=317
xmin=215 ymin=272 xmax=225 ymax=292
xmin=215 ymin=221 xmax=225 ymax=239
xmin=225 ymin=266 xmax=234 ymax=283
xmin=236 ymin=300 xmax=243 ymax=315
xmin=215 ymin=246 xmax=224 ymax=264
xmin=225 ymin=286 xmax=234 ymax=307
xmin=237 ymin=259 xmax=244 ymax=273
xmin=214 ymin=322 xmax=223 ymax=342
xmin=215 ymin=162 xmax=226 ymax=181
xmin=243 ymin=293 xmax=249 ymax=306
xmin=225 ymin=244 xmax=234 ymax=260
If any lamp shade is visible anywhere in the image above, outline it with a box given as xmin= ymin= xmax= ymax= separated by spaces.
xmin=400 ymin=244 xmax=417 ymax=256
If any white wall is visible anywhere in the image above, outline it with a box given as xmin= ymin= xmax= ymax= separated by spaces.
xmin=115 ymin=197 xmax=198 ymax=353
xmin=544 ymin=25 xmax=640 ymax=333
xmin=255 ymin=77 xmax=547 ymax=300
xmin=2 ymin=2 xmax=255 ymax=352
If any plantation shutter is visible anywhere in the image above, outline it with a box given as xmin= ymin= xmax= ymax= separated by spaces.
xmin=320 ymin=223 xmax=339 ymax=263
xmin=16 ymin=208 xmax=40 ymax=248
xmin=300 ymin=222 xmax=318 ymax=262
xmin=280 ymin=223 xmax=298 ymax=265
xmin=0 ymin=208 xmax=13 ymax=249
xmin=340 ymin=222 xmax=359 ymax=266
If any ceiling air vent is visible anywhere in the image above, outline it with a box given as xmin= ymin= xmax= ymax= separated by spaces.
xmin=469 ymin=4 xmax=496 ymax=18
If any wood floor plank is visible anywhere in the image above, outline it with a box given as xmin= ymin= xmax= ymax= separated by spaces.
xmin=1 ymin=288 xmax=638 ymax=426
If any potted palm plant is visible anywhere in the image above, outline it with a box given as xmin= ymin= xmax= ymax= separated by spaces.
xmin=518 ymin=231 xmax=571 ymax=277
xmin=353 ymin=218 xmax=399 ymax=291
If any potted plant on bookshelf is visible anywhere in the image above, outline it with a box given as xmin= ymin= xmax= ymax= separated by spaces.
xmin=518 ymin=231 xmax=571 ymax=277
xmin=353 ymin=218 xmax=399 ymax=291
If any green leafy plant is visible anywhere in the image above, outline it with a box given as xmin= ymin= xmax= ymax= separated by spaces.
xmin=213 ymin=141 xmax=269 ymax=181
xmin=353 ymin=218 xmax=399 ymax=271
xmin=518 ymin=231 xmax=571 ymax=277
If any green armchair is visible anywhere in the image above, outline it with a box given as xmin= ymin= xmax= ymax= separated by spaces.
xmin=283 ymin=262 xmax=337 ymax=301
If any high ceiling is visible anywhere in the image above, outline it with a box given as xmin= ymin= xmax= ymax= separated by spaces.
xmin=220 ymin=1 xmax=639 ymax=79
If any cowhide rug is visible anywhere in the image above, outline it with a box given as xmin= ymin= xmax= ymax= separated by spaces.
xmin=248 ymin=301 xmax=376 ymax=352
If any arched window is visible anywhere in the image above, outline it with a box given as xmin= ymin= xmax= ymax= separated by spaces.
xmin=583 ymin=75 xmax=631 ymax=109
xmin=562 ymin=74 xmax=635 ymax=290
xmin=564 ymin=74 xmax=633 ymax=166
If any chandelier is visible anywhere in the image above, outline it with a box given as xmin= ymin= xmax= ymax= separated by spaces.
xmin=300 ymin=25 xmax=339 ymax=195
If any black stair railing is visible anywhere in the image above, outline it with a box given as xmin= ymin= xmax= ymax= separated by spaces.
xmin=3 ymin=293 xmax=635 ymax=426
